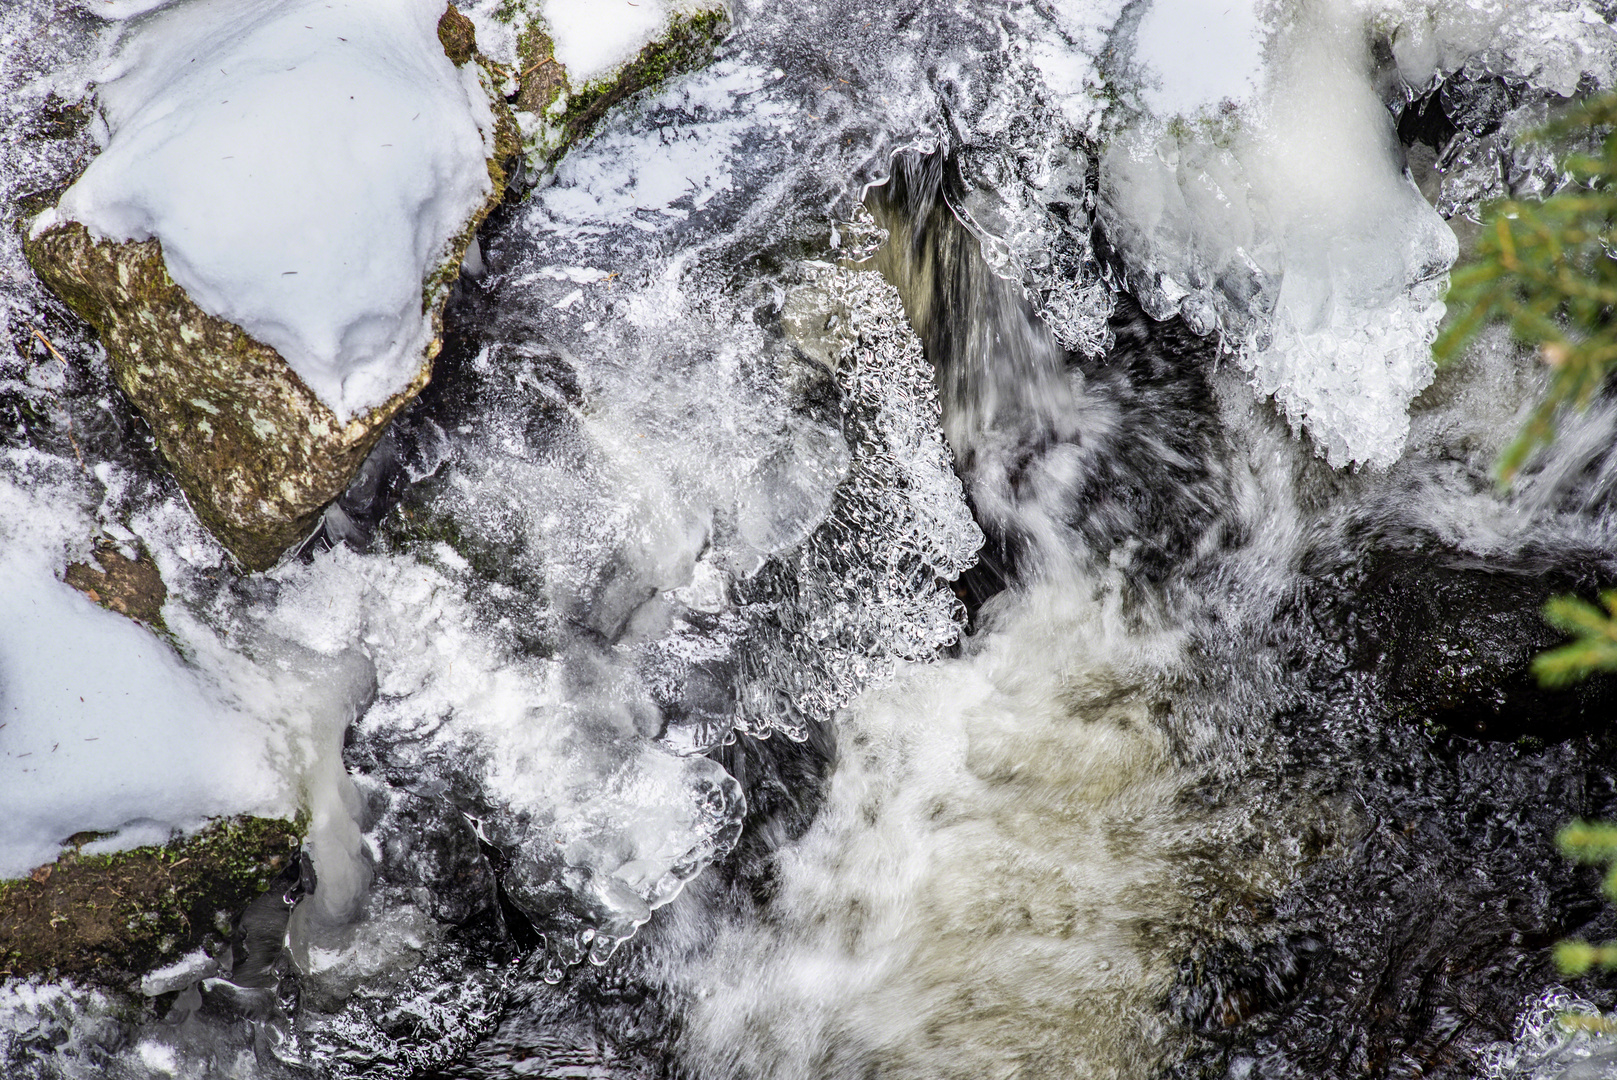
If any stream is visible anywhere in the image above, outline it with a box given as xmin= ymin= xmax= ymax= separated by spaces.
xmin=4 ymin=0 xmax=1617 ymax=1078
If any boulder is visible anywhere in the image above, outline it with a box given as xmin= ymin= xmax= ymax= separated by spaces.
xmin=0 ymin=816 xmax=302 ymax=985
xmin=23 ymin=5 xmax=519 ymax=570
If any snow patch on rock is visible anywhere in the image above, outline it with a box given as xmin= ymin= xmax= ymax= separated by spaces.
xmin=543 ymin=0 xmax=695 ymax=84
xmin=0 ymin=477 xmax=289 ymax=879
xmin=52 ymin=0 xmax=497 ymax=421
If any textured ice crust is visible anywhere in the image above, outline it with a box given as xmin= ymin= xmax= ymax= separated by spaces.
xmin=738 ymin=265 xmax=984 ymax=738
xmin=1098 ymin=1 xmax=1453 ymax=469
xmin=1481 ymin=988 xmax=1617 ymax=1080
xmin=1087 ymin=0 xmax=1617 ymax=470
xmin=49 ymin=0 xmax=497 ymax=420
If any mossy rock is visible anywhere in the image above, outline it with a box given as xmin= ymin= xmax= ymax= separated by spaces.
xmin=505 ymin=4 xmax=730 ymax=172
xmin=0 ymin=817 xmax=301 ymax=985
xmin=21 ymin=6 xmax=520 ymax=571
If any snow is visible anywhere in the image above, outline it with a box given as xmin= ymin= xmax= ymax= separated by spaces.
xmin=49 ymin=0 xmax=498 ymax=421
xmin=1131 ymin=0 xmax=1266 ymax=117
xmin=542 ymin=0 xmax=685 ymax=85
xmin=0 ymin=479 xmax=288 ymax=880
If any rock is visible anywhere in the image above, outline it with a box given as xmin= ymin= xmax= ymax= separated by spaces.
xmin=62 ymin=540 xmax=167 ymax=628
xmin=1321 ymin=551 xmax=1617 ymax=742
xmin=437 ymin=3 xmax=479 ymax=65
xmin=501 ymin=4 xmax=730 ymax=172
xmin=0 ymin=816 xmax=301 ymax=984
xmin=22 ymin=4 xmax=520 ymax=571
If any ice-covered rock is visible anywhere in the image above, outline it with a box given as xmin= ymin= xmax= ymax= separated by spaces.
xmin=26 ymin=0 xmax=519 ymax=568
xmin=1094 ymin=0 xmax=1617 ymax=470
xmin=1100 ymin=0 xmax=1456 ymax=469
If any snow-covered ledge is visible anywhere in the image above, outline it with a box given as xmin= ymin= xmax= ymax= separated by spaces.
xmin=459 ymin=0 xmax=730 ymax=172
xmin=25 ymin=0 xmax=519 ymax=569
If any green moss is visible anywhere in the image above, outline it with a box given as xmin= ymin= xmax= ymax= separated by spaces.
xmin=545 ymin=8 xmax=729 ymax=168
xmin=494 ymin=0 xmax=536 ymax=24
xmin=0 ymin=816 xmax=302 ymax=984
xmin=437 ymin=4 xmax=478 ymax=67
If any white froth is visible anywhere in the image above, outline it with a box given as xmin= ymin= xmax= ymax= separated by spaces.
xmin=52 ymin=0 xmax=496 ymax=420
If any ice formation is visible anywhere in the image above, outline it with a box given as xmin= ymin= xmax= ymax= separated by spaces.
xmin=1099 ymin=0 xmax=1453 ymax=468
xmin=1095 ymin=0 xmax=1617 ymax=469
xmin=4 ymin=0 xmax=1617 ymax=1073
xmin=1130 ymin=0 xmax=1266 ymax=116
xmin=47 ymin=0 xmax=498 ymax=419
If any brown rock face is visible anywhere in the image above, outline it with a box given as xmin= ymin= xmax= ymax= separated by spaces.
xmin=63 ymin=540 xmax=168 ymax=627
xmin=22 ymin=10 xmax=519 ymax=571
xmin=25 ymin=222 xmax=430 ymax=570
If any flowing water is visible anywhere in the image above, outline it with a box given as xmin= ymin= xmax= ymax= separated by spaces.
xmin=4 ymin=0 xmax=1617 ymax=1078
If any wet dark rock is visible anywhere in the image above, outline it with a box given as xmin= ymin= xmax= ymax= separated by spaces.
xmin=1170 ymin=934 xmax=1326 ymax=1035
xmin=1170 ymin=534 xmax=1617 ymax=1080
xmin=1329 ymin=552 xmax=1617 ymax=742
xmin=0 ymin=817 xmax=302 ymax=984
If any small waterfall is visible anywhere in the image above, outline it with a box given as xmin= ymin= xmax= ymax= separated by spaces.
xmin=4 ymin=0 xmax=1617 ymax=1078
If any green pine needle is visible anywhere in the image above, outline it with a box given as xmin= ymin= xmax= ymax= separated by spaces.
xmin=1533 ymin=591 xmax=1617 ymax=688
xmin=1435 ymin=92 xmax=1617 ymax=484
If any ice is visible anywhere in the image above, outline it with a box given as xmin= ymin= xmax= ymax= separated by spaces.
xmin=1481 ymin=988 xmax=1617 ymax=1080
xmin=1101 ymin=0 xmax=1457 ymax=467
xmin=525 ymin=58 xmax=779 ymax=237
xmin=49 ymin=0 xmax=498 ymax=420
xmin=0 ymin=980 xmax=128 ymax=1078
xmin=734 ymin=265 xmax=984 ymax=737
xmin=8 ymin=0 xmax=1617 ymax=1074
xmin=1372 ymin=0 xmax=1617 ymax=97
xmin=1094 ymin=0 xmax=1617 ymax=469
xmin=254 ymin=542 xmax=749 ymax=983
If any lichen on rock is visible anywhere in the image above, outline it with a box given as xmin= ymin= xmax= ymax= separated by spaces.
xmin=24 ymin=222 xmax=429 ymax=570
xmin=22 ymin=3 xmax=520 ymax=571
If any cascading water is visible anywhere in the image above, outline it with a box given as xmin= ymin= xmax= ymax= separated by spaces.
xmin=4 ymin=0 xmax=1617 ymax=1078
